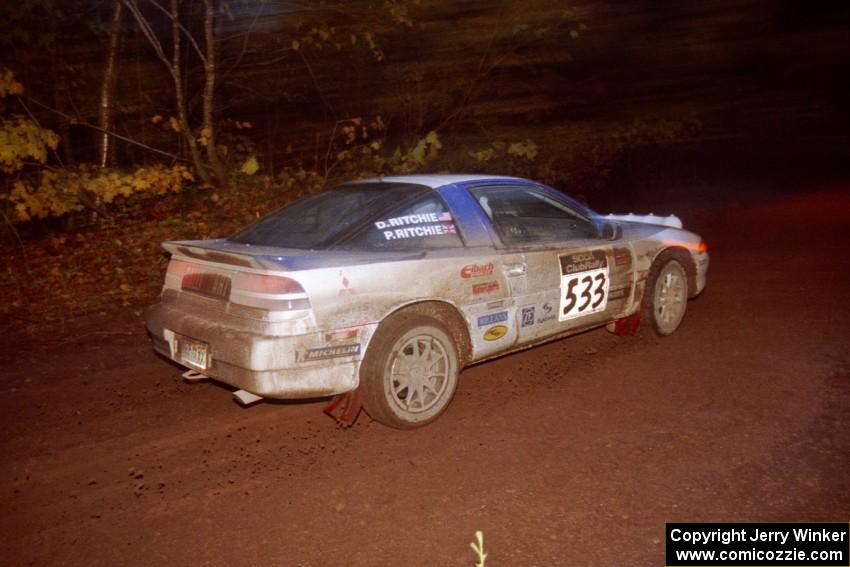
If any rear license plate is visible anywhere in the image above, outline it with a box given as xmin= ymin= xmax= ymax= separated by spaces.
xmin=180 ymin=338 xmax=209 ymax=370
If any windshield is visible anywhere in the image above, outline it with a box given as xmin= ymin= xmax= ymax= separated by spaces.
xmin=228 ymin=182 xmax=431 ymax=250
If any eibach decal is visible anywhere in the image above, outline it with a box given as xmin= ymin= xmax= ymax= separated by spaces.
xmin=460 ymin=262 xmax=495 ymax=278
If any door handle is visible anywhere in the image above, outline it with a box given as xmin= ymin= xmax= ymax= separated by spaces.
xmin=504 ymin=263 xmax=526 ymax=276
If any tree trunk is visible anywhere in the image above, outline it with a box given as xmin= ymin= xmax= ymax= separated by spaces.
xmin=121 ymin=0 xmax=212 ymax=185
xmin=169 ymin=0 xmax=211 ymax=186
xmin=202 ymin=0 xmax=227 ymax=186
xmin=97 ymin=1 xmax=123 ymax=168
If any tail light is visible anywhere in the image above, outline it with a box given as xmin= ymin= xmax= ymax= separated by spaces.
xmin=165 ymin=259 xmax=201 ymax=289
xmin=167 ymin=259 xmax=310 ymax=312
xmin=167 ymin=259 xmax=199 ymax=277
xmin=166 ymin=259 xmax=232 ymax=300
xmin=231 ymin=272 xmax=311 ymax=311
xmin=697 ymin=240 xmax=709 ymax=253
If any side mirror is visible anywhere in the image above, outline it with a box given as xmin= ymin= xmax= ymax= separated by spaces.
xmin=601 ymin=222 xmax=622 ymax=241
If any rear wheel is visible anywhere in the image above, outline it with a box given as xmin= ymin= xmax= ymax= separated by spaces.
xmin=644 ymin=255 xmax=688 ymax=336
xmin=362 ymin=314 xmax=459 ymax=429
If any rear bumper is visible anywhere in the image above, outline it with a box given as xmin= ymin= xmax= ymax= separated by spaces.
xmin=145 ymin=296 xmax=369 ymax=398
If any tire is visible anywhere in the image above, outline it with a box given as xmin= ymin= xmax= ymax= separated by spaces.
xmin=644 ymin=254 xmax=689 ymax=336
xmin=361 ymin=314 xmax=460 ymax=429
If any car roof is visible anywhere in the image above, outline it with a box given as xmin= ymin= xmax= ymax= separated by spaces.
xmin=346 ymin=174 xmax=529 ymax=189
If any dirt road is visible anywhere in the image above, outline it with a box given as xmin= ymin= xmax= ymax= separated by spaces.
xmin=1 ymin=189 xmax=848 ymax=566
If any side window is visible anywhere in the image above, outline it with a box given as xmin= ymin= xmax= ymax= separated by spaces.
xmin=345 ymin=194 xmax=463 ymax=250
xmin=470 ymin=186 xmax=597 ymax=246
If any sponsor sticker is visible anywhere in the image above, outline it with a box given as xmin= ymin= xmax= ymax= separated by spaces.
xmin=381 ymin=223 xmax=456 ymax=241
xmin=477 ymin=310 xmax=508 ymax=327
xmin=374 ymin=211 xmax=453 ymax=229
xmin=521 ymin=306 xmax=535 ymax=327
xmin=472 ymin=281 xmax=499 ymax=295
xmin=608 ymin=286 xmax=631 ymax=301
xmin=460 ymin=262 xmax=495 ymax=279
xmin=296 ymin=343 xmax=361 ymax=362
xmin=559 ymin=250 xmax=610 ymax=321
xmin=324 ymin=326 xmax=361 ymax=343
xmin=375 ymin=212 xmax=456 ymax=240
xmin=559 ymin=250 xmax=608 ymax=275
xmin=483 ymin=325 xmax=508 ymax=341
xmin=537 ymin=302 xmax=556 ymax=324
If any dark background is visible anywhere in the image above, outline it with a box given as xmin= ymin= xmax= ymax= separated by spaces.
xmin=3 ymin=0 xmax=849 ymax=200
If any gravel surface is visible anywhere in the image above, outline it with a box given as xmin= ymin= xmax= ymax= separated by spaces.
xmin=1 ymin=189 xmax=848 ymax=566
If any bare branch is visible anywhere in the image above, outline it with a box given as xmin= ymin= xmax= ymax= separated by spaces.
xmin=146 ymin=0 xmax=208 ymax=65
xmin=121 ymin=0 xmax=177 ymax=81
xmin=24 ymin=96 xmax=186 ymax=161
xmin=431 ymin=6 xmax=504 ymax=134
xmin=221 ymin=1 xmax=266 ymax=80
xmin=299 ymin=48 xmax=336 ymax=121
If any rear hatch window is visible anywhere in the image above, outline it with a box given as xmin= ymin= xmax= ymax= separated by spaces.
xmin=229 ymin=183 xmax=428 ymax=249
xmin=229 ymin=182 xmax=461 ymax=250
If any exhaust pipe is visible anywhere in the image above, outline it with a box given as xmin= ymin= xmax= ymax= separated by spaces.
xmin=233 ymin=389 xmax=263 ymax=406
xmin=182 ymin=370 xmax=209 ymax=382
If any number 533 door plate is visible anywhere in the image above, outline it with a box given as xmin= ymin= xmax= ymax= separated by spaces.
xmin=559 ymin=250 xmax=610 ymax=322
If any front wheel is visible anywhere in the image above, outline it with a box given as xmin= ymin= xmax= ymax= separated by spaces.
xmin=644 ymin=255 xmax=689 ymax=336
xmin=362 ymin=314 xmax=459 ymax=429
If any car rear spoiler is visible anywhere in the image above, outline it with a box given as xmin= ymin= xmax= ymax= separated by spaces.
xmin=161 ymin=240 xmax=428 ymax=271
xmin=163 ymin=241 xmax=262 ymax=269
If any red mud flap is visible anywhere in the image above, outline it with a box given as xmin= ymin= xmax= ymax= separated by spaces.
xmin=323 ymin=386 xmax=363 ymax=427
xmin=608 ymin=306 xmax=643 ymax=336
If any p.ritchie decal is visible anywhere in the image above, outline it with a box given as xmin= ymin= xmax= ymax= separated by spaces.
xmin=375 ymin=212 xmax=456 ymax=241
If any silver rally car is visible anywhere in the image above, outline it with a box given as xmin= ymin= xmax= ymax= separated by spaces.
xmin=145 ymin=174 xmax=709 ymax=428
